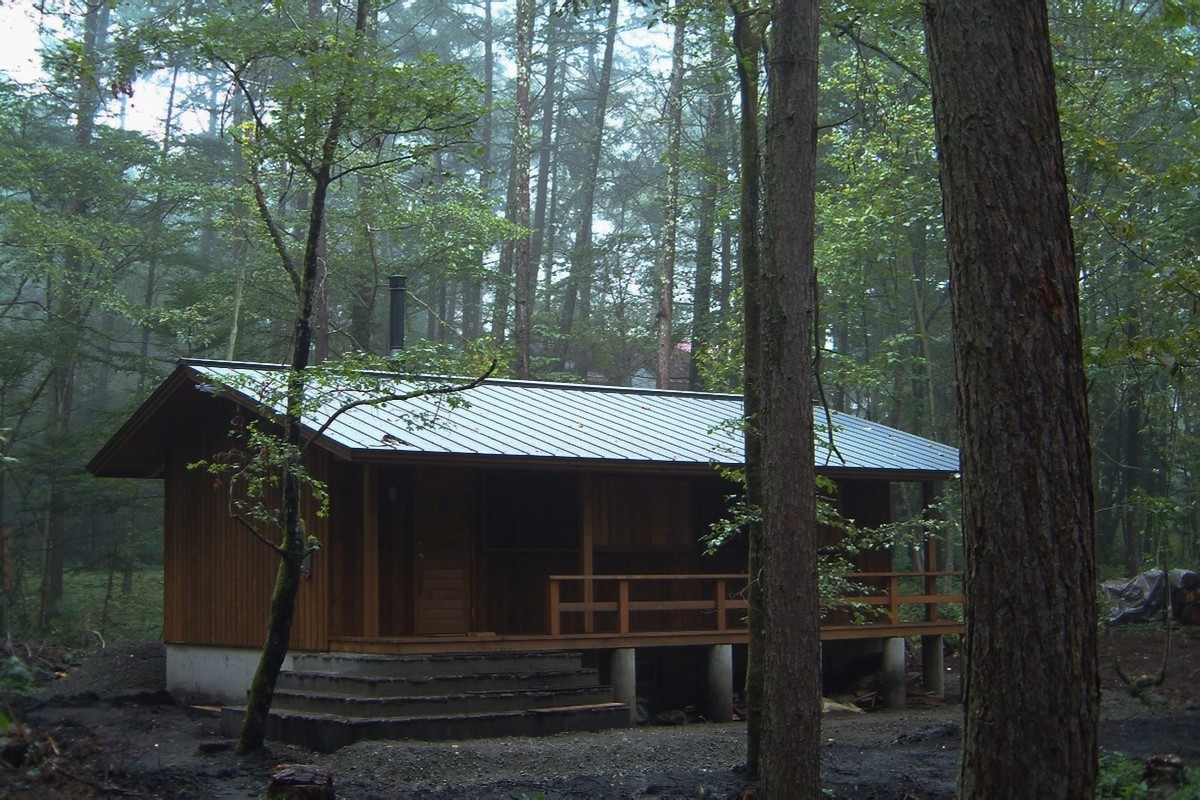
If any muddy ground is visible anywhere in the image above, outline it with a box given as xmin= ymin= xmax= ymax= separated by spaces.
xmin=2 ymin=626 xmax=1198 ymax=798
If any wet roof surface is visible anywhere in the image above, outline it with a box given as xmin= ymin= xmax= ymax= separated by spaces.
xmin=189 ymin=361 xmax=959 ymax=474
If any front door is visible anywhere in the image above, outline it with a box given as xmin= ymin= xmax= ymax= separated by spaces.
xmin=412 ymin=470 xmax=473 ymax=634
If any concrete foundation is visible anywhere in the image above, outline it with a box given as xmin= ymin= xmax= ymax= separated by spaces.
xmin=706 ymin=644 xmax=733 ymax=722
xmin=882 ymin=637 xmax=906 ymax=708
xmin=609 ymin=648 xmax=637 ymax=724
xmin=166 ymin=644 xmax=298 ymax=704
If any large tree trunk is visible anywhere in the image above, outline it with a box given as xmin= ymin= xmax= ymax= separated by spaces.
xmin=755 ymin=0 xmax=822 ymax=795
xmin=924 ymin=1 xmax=1099 ymax=796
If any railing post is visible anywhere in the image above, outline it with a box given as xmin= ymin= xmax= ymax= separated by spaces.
xmin=889 ymin=575 xmax=900 ymax=624
xmin=618 ymin=579 xmax=630 ymax=634
xmin=548 ymin=578 xmax=561 ymax=636
xmin=584 ymin=576 xmax=594 ymax=634
xmin=715 ymin=579 xmax=727 ymax=631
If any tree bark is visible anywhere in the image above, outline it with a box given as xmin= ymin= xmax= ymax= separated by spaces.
xmin=756 ymin=0 xmax=822 ymax=795
xmin=923 ymin=1 xmax=1099 ymax=796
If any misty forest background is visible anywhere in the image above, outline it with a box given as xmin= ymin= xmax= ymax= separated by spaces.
xmin=0 ymin=0 xmax=1197 ymax=642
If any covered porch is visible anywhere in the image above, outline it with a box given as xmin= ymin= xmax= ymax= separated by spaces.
xmin=329 ymin=567 xmax=964 ymax=714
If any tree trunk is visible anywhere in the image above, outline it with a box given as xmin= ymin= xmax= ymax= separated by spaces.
xmin=562 ymin=0 xmax=619 ymax=376
xmin=731 ymin=1 xmax=764 ymax=777
xmin=655 ymin=6 xmax=686 ymax=390
xmin=237 ymin=0 xmax=371 ymax=755
xmin=923 ymin=1 xmax=1099 ymax=796
xmin=690 ymin=15 xmax=728 ymax=391
xmin=464 ymin=0 xmax=495 ymax=342
xmin=530 ymin=12 xmax=560 ymax=278
xmin=42 ymin=0 xmax=110 ymax=625
xmin=512 ymin=0 xmax=535 ymax=379
xmin=756 ymin=0 xmax=822 ymax=795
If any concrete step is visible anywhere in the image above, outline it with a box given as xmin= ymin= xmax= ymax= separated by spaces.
xmin=227 ymin=650 xmax=632 ymax=751
xmin=276 ymin=666 xmax=599 ymax=697
xmin=221 ymin=701 xmax=632 ymax=753
xmin=290 ymin=650 xmax=585 ymax=678
xmin=270 ymin=684 xmax=616 ymax=718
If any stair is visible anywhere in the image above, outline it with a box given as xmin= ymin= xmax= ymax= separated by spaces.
xmin=220 ymin=651 xmax=631 ymax=752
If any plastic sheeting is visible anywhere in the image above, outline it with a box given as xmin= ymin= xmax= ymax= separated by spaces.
xmin=1101 ymin=568 xmax=1200 ymax=624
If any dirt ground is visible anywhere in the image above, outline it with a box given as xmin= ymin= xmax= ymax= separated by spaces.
xmin=1 ymin=626 xmax=1198 ymax=799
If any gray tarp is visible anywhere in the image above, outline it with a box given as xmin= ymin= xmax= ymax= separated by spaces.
xmin=1101 ymin=568 xmax=1199 ymax=624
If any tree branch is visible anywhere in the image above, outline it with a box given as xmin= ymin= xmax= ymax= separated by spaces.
xmin=300 ymin=360 xmax=498 ymax=456
xmin=248 ymin=174 xmax=303 ymax=297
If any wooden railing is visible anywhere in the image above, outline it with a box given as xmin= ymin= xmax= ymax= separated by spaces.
xmin=547 ymin=572 xmax=964 ymax=637
xmin=547 ymin=574 xmax=749 ymax=635
xmin=829 ymin=571 xmax=964 ymax=625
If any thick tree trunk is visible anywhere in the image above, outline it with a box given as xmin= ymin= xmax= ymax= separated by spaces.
xmin=756 ymin=0 xmax=822 ymax=795
xmin=924 ymin=1 xmax=1099 ymax=796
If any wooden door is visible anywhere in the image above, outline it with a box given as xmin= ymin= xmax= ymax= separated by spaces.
xmin=412 ymin=470 xmax=473 ymax=634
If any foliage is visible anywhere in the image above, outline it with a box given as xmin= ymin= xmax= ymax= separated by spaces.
xmin=0 ymin=655 xmax=36 ymax=696
xmin=3 ymin=566 xmax=163 ymax=648
xmin=706 ymin=435 xmax=961 ymax=620
xmin=1097 ymin=751 xmax=1197 ymax=799
xmin=189 ymin=348 xmax=498 ymax=548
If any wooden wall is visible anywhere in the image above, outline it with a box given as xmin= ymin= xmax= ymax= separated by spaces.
xmin=163 ymin=397 xmax=331 ymax=650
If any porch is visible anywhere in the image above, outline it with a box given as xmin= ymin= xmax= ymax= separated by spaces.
xmin=329 ymin=570 xmax=964 ymax=714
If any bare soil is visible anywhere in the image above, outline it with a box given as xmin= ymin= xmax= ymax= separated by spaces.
xmin=1 ymin=626 xmax=1198 ymax=798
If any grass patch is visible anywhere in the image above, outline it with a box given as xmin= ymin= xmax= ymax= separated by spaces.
xmin=5 ymin=567 xmax=163 ymax=648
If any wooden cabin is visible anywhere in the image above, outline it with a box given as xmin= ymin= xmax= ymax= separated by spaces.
xmin=88 ymin=359 xmax=961 ymax=716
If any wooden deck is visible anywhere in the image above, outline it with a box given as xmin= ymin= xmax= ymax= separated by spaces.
xmin=329 ymin=571 xmax=963 ymax=655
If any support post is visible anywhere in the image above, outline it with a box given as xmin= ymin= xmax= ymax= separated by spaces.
xmin=882 ymin=637 xmax=906 ymax=709
xmin=610 ymin=648 xmax=637 ymax=725
xmin=362 ymin=465 xmax=379 ymax=637
xmin=707 ymin=644 xmax=734 ymax=722
xmin=922 ymin=635 xmax=945 ymax=695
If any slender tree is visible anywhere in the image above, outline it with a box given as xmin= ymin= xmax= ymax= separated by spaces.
xmin=655 ymin=2 xmax=686 ymax=389
xmin=923 ymin=0 xmax=1099 ymax=795
xmin=731 ymin=0 xmax=766 ymax=775
xmin=561 ymin=0 xmax=620 ymax=376
xmin=511 ymin=0 xmax=536 ymax=378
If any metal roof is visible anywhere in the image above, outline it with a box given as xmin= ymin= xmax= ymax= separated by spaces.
xmin=185 ymin=361 xmax=958 ymax=476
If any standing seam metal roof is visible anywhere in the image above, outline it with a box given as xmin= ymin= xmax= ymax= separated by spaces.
xmin=188 ymin=362 xmax=959 ymax=474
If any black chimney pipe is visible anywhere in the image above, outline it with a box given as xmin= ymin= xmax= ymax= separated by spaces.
xmin=388 ymin=275 xmax=406 ymax=356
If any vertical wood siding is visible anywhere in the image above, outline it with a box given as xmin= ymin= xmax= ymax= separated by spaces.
xmin=163 ymin=399 xmax=330 ymax=650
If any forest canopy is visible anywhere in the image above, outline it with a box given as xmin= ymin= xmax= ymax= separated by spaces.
xmin=0 ymin=0 xmax=1196 ymax=630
